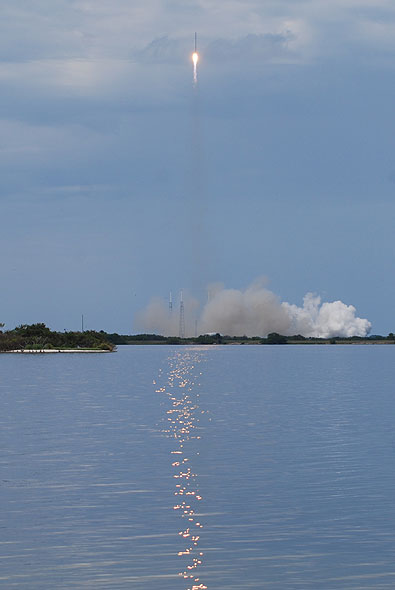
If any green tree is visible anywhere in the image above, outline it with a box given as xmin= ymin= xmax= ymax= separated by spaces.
xmin=265 ymin=332 xmax=287 ymax=345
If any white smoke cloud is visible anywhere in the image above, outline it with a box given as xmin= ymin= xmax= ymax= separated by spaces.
xmin=135 ymin=280 xmax=371 ymax=338
xmin=200 ymin=282 xmax=291 ymax=337
xmin=282 ymin=293 xmax=371 ymax=338
xmin=135 ymin=293 xmax=200 ymax=337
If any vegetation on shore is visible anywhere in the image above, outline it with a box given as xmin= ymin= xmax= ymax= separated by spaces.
xmin=1 ymin=324 xmax=393 ymax=351
xmin=0 ymin=324 xmax=115 ymax=352
xmin=104 ymin=332 xmax=395 ymax=346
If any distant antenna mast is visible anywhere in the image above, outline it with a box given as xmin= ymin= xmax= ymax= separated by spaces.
xmin=81 ymin=314 xmax=84 ymax=332
xmin=179 ymin=290 xmax=185 ymax=339
xmin=169 ymin=291 xmax=173 ymax=314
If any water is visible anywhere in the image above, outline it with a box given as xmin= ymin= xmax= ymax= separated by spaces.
xmin=1 ymin=345 xmax=395 ymax=589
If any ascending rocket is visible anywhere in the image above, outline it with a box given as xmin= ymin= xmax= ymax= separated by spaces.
xmin=192 ymin=33 xmax=199 ymax=62
xmin=192 ymin=33 xmax=199 ymax=84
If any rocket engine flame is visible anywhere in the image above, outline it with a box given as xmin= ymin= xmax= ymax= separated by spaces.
xmin=192 ymin=52 xmax=199 ymax=85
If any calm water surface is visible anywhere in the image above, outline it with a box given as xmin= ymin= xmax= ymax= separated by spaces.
xmin=1 ymin=345 xmax=395 ymax=588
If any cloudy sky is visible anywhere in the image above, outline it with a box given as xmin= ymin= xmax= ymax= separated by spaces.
xmin=1 ymin=0 xmax=395 ymax=334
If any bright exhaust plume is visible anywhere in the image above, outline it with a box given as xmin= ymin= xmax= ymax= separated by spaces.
xmin=192 ymin=52 xmax=199 ymax=85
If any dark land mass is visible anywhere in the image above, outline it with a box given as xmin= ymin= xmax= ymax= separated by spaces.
xmin=0 ymin=324 xmax=115 ymax=352
xmin=1 ymin=325 xmax=394 ymax=352
xmin=105 ymin=332 xmax=395 ymax=346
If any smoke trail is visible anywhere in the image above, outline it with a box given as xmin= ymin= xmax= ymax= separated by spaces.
xmin=135 ymin=293 xmax=200 ymax=337
xmin=185 ymin=46 xmax=213 ymax=303
xmin=192 ymin=50 xmax=199 ymax=86
xmin=135 ymin=280 xmax=371 ymax=338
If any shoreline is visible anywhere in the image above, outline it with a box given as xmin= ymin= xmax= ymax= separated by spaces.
xmin=113 ymin=340 xmax=395 ymax=346
xmin=2 ymin=349 xmax=112 ymax=354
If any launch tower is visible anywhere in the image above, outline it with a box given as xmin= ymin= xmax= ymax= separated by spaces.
xmin=179 ymin=291 xmax=185 ymax=338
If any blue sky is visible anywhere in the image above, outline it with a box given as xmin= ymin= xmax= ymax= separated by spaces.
xmin=1 ymin=0 xmax=395 ymax=334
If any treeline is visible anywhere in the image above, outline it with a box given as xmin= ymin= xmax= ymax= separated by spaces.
xmin=106 ymin=333 xmax=168 ymax=344
xmin=0 ymin=324 xmax=115 ymax=351
xmin=2 ymin=326 xmax=394 ymax=351
xmin=105 ymin=332 xmax=226 ymax=345
xmin=104 ymin=331 xmax=395 ymax=345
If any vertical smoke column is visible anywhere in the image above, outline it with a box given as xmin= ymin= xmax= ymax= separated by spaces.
xmin=186 ymin=33 xmax=213 ymax=309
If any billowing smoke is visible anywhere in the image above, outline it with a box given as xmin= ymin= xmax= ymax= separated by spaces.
xmin=135 ymin=280 xmax=371 ymax=338
xmin=282 ymin=293 xmax=371 ymax=338
xmin=135 ymin=292 xmax=200 ymax=337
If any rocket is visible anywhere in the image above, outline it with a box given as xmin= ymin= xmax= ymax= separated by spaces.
xmin=192 ymin=32 xmax=199 ymax=83
xmin=192 ymin=33 xmax=199 ymax=62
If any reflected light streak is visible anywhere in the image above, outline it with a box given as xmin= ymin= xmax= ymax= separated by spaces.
xmin=157 ymin=350 xmax=207 ymax=590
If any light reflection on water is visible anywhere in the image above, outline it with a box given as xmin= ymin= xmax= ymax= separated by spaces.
xmin=155 ymin=349 xmax=208 ymax=590
xmin=2 ymin=345 xmax=395 ymax=588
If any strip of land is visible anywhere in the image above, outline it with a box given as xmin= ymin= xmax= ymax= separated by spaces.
xmin=0 ymin=324 xmax=115 ymax=352
xmin=3 ymin=349 xmax=111 ymax=353
xmin=2 ymin=324 xmax=394 ymax=351
xmin=105 ymin=333 xmax=395 ymax=346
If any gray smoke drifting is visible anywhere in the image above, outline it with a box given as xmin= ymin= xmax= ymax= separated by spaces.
xmin=135 ymin=280 xmax=371 ymax=338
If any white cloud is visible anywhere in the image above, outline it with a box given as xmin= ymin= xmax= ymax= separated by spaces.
xmin=204 ymin=32 xmax=296 ymax=62
xmin=1 ymin=0 xmax=395 ymax=109
xmin=2 ymin=0 xmax=395 ymax=67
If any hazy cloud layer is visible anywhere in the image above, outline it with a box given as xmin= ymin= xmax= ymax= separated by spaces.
xmin=3 ymin=0 xmax=395 ymax=65
xmin=204 ymin=33 xmax=296 ymax=62
xmin=0 ymin=0 xmax=393 ymax=333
